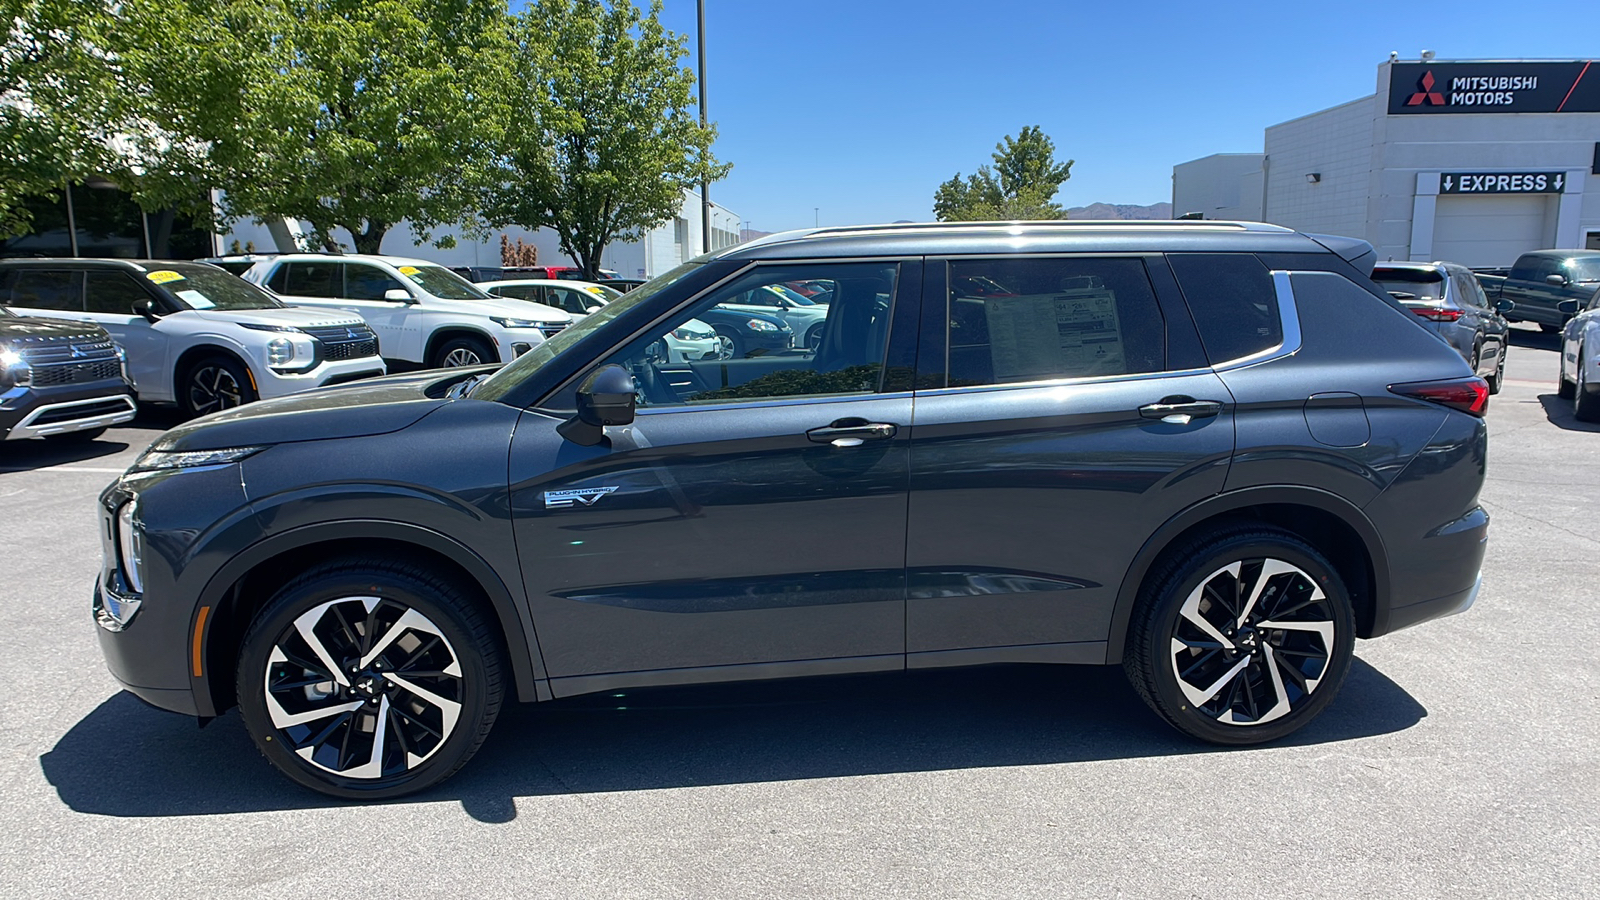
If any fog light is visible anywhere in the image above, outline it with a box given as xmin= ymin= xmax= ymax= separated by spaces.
xmin=513 ymin=343 xmax=532 ymax=357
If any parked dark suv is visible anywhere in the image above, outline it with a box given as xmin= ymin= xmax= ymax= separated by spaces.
xmin=94 ymin=221 xmax=1489 ymax=798
xmin=0 ymin=306 xmax=135 ymax=442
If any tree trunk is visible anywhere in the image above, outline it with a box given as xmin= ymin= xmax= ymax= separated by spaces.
xmin=351 ymin=221 xmax=388 ymax=255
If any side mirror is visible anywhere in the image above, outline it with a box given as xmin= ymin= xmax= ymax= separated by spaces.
xmin=131 ymin=298 xmax=160 ymax=323
xmin=1546 ymin=274 xmax=1568 ymax=286
xmin=384 ymin=288 xmax=414 ymax=303
xmin=1558 ymin=299 xmax=1580 ymax=315
xmin=1495 ymin=298 xmax=1515 ymax=313
xmin=557 ymin=364 xmax=637 ymax=446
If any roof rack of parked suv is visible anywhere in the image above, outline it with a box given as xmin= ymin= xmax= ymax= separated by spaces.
xmin=808 ymin=220 xmax=1296 ymax=236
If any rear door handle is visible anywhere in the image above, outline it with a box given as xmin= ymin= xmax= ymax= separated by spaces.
xmin=1139 ymin=396 xmax=1224 ymax=425
xmin=807 ymin=418 xmax=898 ymax=447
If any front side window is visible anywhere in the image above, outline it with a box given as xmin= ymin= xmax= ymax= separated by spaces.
xmin=1564 ymin=256 xmax=1600 ymax=284
xmin=85 ymin=270 xmax=152 ymax=314
xmin=604 ymin=262 xmax=898 ymax=408
xmin=6 ymin=270 xmax=83 ymax=311
xmin=945 ymin=257 xmax=1164 ymax=387
xmin=282 ymin=262 xmax=342 ymax=298
xmin=345 ymin=263 xmax=406 ymax=301
xmin=1168 ymin=253 xmax=1281 ymax=365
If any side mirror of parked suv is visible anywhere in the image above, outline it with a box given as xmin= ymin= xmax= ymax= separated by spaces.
xmin=384 ymin=289 xmax=415 ymax=303
xmin=131 ymin=299 xmax=160 ymax=323
xmin=1558 ymin=299 xmax=1580 ymax=315
xmin=1546 ymin=274 xmax=1568 ymax=286
xmin=1495 ymin=298 xmax=1515 ymax=313
xmin=557 ymin=364 xmax=637 ymax=446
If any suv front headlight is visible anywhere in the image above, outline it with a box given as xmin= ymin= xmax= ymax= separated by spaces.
xmin=491 ymin=316 xmax=543 ymax=329
xmin=131 ymin=446 xmax=266 ymax=472
xmin=116 ymin=500 xmax=144 ymax=594
xmin=0 ymin=345 xmax=32 ymax=388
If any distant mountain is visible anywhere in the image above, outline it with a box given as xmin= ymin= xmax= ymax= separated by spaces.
xmin=1066 ymin=202 xmax=1172 ymax=220
xmin=740 ymin=228 xmax=775 ymax=242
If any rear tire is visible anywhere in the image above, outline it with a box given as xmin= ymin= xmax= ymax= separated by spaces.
xmin=236 ymin=558 xmax=505 ymax=799
xmin=1487 ymin=348 xmax=1504 ymax=394
xmin=1125 ymin=528 xmax=1355 ymax=746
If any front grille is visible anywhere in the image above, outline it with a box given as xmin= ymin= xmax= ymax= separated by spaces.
xmin=32 ymin=398 xmax=133 ymax=425
xmin=302 ymin=324 xmax=380 ymax=361
xmin=19 ymin=335 xmax=118 ymax=366
xmin=31 ymin=358 xmax=123 ymax=386
xmin=537 ymin=323 xmax=567 ymax=338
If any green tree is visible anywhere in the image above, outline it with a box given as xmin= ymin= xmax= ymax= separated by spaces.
xmin=0 ymin=0 xmax=135 ymax=235
xmin=136 ymin=0 xmax=516 ymax=254
xmin=932 ymin=126 xmax=1074 ymax=222
xmin=485 ymin=0 xmax=728 ymax=279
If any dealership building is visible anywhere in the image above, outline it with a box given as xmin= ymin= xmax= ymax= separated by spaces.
xmin=1173 ymin=57 xmax=1600 ymax=267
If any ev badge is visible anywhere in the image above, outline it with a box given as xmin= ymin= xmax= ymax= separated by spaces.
xmin=543 ymin=486 xmax=619 ymax=509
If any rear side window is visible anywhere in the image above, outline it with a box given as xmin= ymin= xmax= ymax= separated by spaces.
xmin=7 ymin=270 xmax=83 ymax=311
xmin=943 ymin=258 xmax=1164 ymax=387
xmin=85 ymin=270 xmax=151 ymax=314
xmin=1167 ymin=253 xmax=1281 ymax=364
xmin=282 ymin=262 xmax=342 ymax=298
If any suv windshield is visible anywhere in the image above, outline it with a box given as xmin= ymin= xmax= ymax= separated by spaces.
xmin=472 ymin=262 xmax=702 ymax=402
xmin=1565 ymin=257 xmax=1600 ymax=283
xmin=146 ymin=264 xmax=285 ymax=310
xmin=399 ymin=264 xmax=492 ymax=300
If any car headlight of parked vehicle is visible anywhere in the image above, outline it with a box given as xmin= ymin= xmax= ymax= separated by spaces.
xmin=0 ymin=344 xmax=32 ymax=387
xmin=490 ymin=317 xmax=544 ymax=329
xmin=746 ymin=318 xmax=779 ymax=332
xmin=266 ymin=338 xmax=295 ymax=366
xmin=131 ymin=446 xmax=267 ymax=472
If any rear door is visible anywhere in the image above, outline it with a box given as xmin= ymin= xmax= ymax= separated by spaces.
xmin=904 ymin=255 xmax=1232 ymax=664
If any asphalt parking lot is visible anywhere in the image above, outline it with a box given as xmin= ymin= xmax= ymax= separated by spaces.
xmin=1 ymin=326 xmax=1596 ymax=899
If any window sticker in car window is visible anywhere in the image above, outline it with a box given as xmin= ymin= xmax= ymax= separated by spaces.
xmin=398 ymin=265 xmax=423 ymax=280
xmin=146 ymin=270 xmax=185 ymax=285
xmin=176 ymin=289 xmax=215 ymax=309
xmin=983 ymin=283 xmax=1125 ymax=382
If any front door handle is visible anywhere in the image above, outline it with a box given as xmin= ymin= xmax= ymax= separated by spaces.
xmin=807 ymin=418 xmax=898 ymax=447
xmin=1139 ymin=396 xmax=1224 ymax=425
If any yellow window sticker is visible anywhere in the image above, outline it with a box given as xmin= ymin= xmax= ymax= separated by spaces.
xmin=585 ymin=286 xmax=606 ymax=295
xmin=398 ymin=265 xmax=422 ymax=276
xmin=146 ymin=270 xmax=185 ymax=284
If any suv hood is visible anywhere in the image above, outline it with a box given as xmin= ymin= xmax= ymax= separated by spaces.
xmin=183 ymin=307 xmax=365 ymax=329
xmin=148 ymin=368 xmax=481 ymax=452
xmin=419 ymin=294 xmax=571 ymax=323
xmin=0 ymin=316 xmax=107 ymax=341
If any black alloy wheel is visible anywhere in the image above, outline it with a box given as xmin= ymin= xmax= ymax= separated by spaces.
xmin=434 ymin=336 xmax=496 ymax=369
xmin=183 ymin=355 xmax=256 ymax=417
xmin=237 ymin=559 xmax=504 ymax=798
xmin=1125 ymin=528 xmax=1354 ymax=745
xmin=1575 ymin=353 xmax=1600 ymax=422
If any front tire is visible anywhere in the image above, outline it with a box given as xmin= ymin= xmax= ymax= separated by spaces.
xmin=713 ymin=328 xmax=743 ymax=360
xmin=181 ymin=355 xmax=256 ymax=418
xmin=1125 ymin=528 xmax=1355 ymax=745
xmin=236 ymin=559 xmax=505 ymax=799
xmin=1574 ymin=353 xmax=1600 ymax=422
xmin=433 ymin=336 xmax=497 ymax=368
xmin=1487 ymin=346 xmax=1505 ymax=394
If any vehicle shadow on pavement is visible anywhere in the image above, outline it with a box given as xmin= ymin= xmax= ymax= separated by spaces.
xmin=1536 ymin=393 xmax=1600 ymax=432
xmin=41 ymin=657 xmax=1424 ymax=821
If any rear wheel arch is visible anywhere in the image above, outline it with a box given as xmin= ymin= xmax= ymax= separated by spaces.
xmin=1105 ymin=487 xmax=1387 ymax=664
xmin=194 ymin=522 xmax=544 ymax=718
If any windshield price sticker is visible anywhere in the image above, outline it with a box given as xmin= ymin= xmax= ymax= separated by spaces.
xmin=983 ymin=288 xmax=1126 ymax=383
xmin=1440 ymin=172 xmax=1566 ymax=194
xmin=176 ymin=289 xmax=214 ymax=309
xmin=146 ymin=270 xmax=185 ymax=284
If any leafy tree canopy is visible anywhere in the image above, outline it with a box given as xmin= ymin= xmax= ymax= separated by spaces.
xmin=485 ymin=0 xmax=728 ymax=279
xmin=933 ymin=126 xmax=1074 ymax=222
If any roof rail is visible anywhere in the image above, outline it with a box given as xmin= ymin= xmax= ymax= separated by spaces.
xmin=807 ymin=220 xmax=1294 ymax=237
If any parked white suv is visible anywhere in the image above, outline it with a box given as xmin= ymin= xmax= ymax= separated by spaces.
xmin=245 ymin=254 xmax=567 ymax=368
xmin=0 ymin=259 xmax=386 ymax=416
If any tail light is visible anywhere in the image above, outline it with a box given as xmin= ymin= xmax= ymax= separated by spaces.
xmin=1410 ymin=306 xmax=1463 ymax=322
xmin=1389 ymin=376 xmax=1489 ymax=417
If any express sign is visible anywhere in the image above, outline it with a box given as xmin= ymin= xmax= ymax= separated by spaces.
xmin=1388 ymin=61 xmax=1599 ymax=114
xmin=1440 ymin=172 xmax=1567 ymax=194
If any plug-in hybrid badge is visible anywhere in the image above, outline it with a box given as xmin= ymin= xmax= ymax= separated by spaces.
xmin=544 ymin=486 xmax=619 ymax=509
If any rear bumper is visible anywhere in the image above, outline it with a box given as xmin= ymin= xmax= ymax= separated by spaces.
xmin=1386 ymin=570 xmax=1481 ymax=633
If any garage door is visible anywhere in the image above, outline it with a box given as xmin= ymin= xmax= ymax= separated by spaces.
xmin=1430 ymin=194 xmax=1554 ymax=268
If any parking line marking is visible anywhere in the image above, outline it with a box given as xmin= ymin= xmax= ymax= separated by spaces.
xmin=0 ymin=465 xmax=127 ymax=474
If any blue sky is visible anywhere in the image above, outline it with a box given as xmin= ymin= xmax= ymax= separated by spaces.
xmin=645 ymin=0 xmax=1595 ymax=232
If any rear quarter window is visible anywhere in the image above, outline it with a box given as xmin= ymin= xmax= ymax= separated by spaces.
xmin=1166 ymin=253 xmax=1281 ymax=364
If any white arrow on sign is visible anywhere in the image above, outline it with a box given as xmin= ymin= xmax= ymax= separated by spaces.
xmin=1443 ymin=175 xmax=1454 ymax=191
xmin=1556 ymin=174 xmax=1565 ymax=191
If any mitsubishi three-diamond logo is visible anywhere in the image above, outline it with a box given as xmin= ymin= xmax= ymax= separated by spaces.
xmin=543 ymin=486 xmax=619 ymax=509
xmin=1407 ymin=70 xmax=1446 ymax=106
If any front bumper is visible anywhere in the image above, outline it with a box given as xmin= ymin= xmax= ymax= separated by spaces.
xmin=256 ymin=355 xmax=387 ymax=399
xmin=4 ymin=391 xmax=136 ymax=439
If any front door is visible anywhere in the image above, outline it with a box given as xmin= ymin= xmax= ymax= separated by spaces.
xmin=508 ymin=260 xmax=920 ymax=689
xmin=905 ymin=255 xmax=1234 ymax=662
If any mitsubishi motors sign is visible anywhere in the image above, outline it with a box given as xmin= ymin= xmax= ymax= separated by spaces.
xmin=1440 ymin=172 xmax=1567 ymax=194
xmin=1388 ymin=61 xmax=1599 ymax=114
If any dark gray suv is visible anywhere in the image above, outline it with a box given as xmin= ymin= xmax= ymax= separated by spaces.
xmin=94 ymin=221 xmax=1490 ymax=798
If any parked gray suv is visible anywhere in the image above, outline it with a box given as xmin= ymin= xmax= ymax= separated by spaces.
xmin=93 ymin=221 xmax=1490 ymax=798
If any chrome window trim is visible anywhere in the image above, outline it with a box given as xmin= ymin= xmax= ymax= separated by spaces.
xmin=1210 ymin=270 xmax=1302 ymax=372
xmin=913 ymin=367 xmax=1212 ymax=398
xmin=635 ymin=390 xmax=914 ymax=416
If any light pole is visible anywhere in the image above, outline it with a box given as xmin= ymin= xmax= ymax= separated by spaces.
xmin=697 ymin=0 xmax=710 ymax=253
xmin=814 ymin=207 xmax=819 ymax=227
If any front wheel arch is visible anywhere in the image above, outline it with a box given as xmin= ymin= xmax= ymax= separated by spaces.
xmin=196 ymin=523 xmax=545 ymax=718
xmin=1104 ymin=488 xmax=1386 ymax=665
